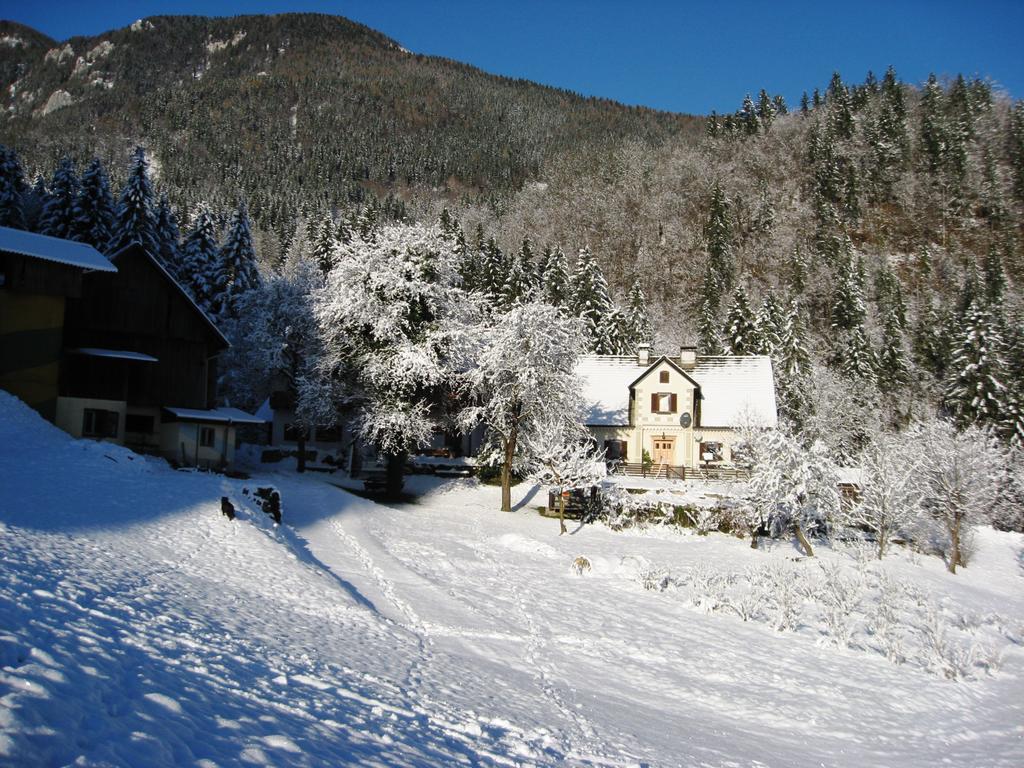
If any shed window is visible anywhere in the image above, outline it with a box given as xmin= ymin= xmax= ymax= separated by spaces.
xmin=659 ymin=371 xmax=669 ymax=383
xmin=603 ymin=439 xmax=628 ymax=461
xmin=199 ymin=426 xmax=216 ymax=448
xmin=82 ymin=409 xmax=118 ymax=438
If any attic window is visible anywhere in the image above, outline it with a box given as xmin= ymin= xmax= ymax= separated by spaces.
xmin=659 ymin=371 xmax=669 ymax=383
xmin=651 ymin=393 xmax=677 ymax=414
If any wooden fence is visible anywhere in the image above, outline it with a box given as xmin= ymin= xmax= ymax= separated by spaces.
xmin=612 ymin=463 xmax=751 ymax=482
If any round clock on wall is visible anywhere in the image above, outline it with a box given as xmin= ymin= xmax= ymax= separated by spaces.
xmin=679 ymin=412 xmax=692 ymax=428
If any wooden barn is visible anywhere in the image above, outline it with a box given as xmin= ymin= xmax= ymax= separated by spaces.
xmin=0 ymin=226 xmax=117 ymax=421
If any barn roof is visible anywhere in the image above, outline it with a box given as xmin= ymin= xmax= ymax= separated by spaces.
xmin=575 ymin=354 xmax=777 ymax=428
xmin=0 ymin=225 xmax=116 ymax=273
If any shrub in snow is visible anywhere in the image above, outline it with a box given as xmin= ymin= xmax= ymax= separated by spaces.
xmin=570 ymin=556 xmax=591 ymax=575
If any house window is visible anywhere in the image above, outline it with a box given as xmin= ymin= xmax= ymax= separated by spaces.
xmin=659 ymin=371 xmax=669 ymax=383
xmin=603 ymin=439 xmax=627 ymax=462
xmin=651 ymin=392 xmax=677 ymax=414
xmin=124 ymin=414 xmax=155 ymax=434
xmin=199 ymin=426 xmax=216 ymax=448
xmin=82 ymin=409 xmax=119 ymax=438
xmin=700 ymin=441 xmax=724 ymax=463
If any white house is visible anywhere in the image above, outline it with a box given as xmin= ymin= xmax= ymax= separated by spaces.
xmin=577 ymin=344 xmax=777 ymax=473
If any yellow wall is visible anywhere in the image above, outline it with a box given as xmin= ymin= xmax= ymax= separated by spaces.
xmin=0 ymin=292 xmax=65 ymax=418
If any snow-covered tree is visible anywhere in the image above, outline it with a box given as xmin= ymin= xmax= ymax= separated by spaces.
xmin=697 ymin=297 xmax=724 ymax=355
xmin=108 ymin=146 xmax=158 ymax=255
xmin=38 ymin=158 xmax=79 ymax=240
xmin=314 ymin=223 xmax=477 ymax=497
xmin=877 ymin=306 xmax=911 ymax=391
xmin=213 ymin=201 xmax=260 ymax=319
xmin=913 ymin=420 xmax=1003 ymax=573
xmin=703 ymin=181 xmax=734 ymax=306
xmin=311 ymin=210 xmax=337 ymax=274
xmin=723 ymin=288 xmax=758 ymax=355
xmin=775 ymin=300 xmax=812 ymax=425
xmin=539 ymin=245 xmax=570 ymax=308
xmin=835 ymin=325 xmax=878 ymax=383
xmin=459 ymin=302 xmax=588 ymax=512
xmin=180 ymin=204 xmax=220 ymax=311
xmin=73 ymin=158 xmax=116 ymax=251
xmin=742 ymin=426 xmax=840 ymax=555
xmin=568 ymin=247 xmax=613 ymax=350
xmin=154 ymin=193 xmax=182 ymax=275
xmin=754 ymin=294 xmax=785 ymax=355
xmin=0 ymin=144 xmax=27 ymax=230
xmin=831 ymin=251 xmax=866 ymax=331
xmin=623 ymin=279 xmax=654 ymax=352
xmin=525 ymin=416 xmax=606 ymax=534
xmin=944 ymin=302 xmax=1008 ymax=431
xmin=844 ymin=433 xmax=924 ymax=559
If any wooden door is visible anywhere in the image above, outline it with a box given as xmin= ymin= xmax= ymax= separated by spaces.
xmin=652 ymin=438 xmax=675 ymax=465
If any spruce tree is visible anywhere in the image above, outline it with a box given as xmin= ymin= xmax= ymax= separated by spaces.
xmin=181 ymin=205 xmax=220 ymax=311
xmin=723 ymin=289 xmax=758 ymax=355
xmin=982 ymin=245 xmax=1007 ymax=307
xmin=539 ymin=246 xmax=569 ymax=308
xmin=109 ymin=146 xmax=158 ymax=255
xmin=775 ymin=300 xmax=813 ymax=424
xmin=1009 ymin=101 xmax=1024 ymax=204
xmin=154 ymin=193 xmax=182 ymax=275
xmin=754 ymin=294 xmax=785 ymax=355
xmin=214 ymin=201 xmax=259 ymax=319
xmin=836 ymin=324 xmax=878 ymax=383
xmin=74 ymin=158 xmax=116 ymax=251
xmin=0 ymin=144 xmax=27 ymax=230
xmin=697 ymin=298 xmax=724 ymax=356
xmin=877 ymin=307 xmax=911 ymax=391
xmin=919 ymin=74 xmax=947 ymax=175
xmin=568 ymin=247 xmax=613 ymax=350
xmin=39 ymin=158 xmax=79 ymax=240
xmin=914 ymin=304 xmax=950 ymax=379
xmin=623 ymin=279 xmax=654 ymax=352
xmin=311 ymin=211 xmax=337 ymax=274
xmin=756 ymin=89 xmax=775 ymax=132
xmin=831 ymin=251 xmax=867 ymax=331
xmin=944 ymin=302 xmax=1008 ymax=431
xmin=704 ymin=181 xmax=734 ymax=304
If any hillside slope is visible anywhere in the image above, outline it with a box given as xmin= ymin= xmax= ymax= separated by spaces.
xmin=0 ymin=14 xmax=698 ymax=215
xmin=1 ymin=392 xmax=1022 ymax=766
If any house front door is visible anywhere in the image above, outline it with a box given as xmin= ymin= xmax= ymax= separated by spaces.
xmin=652 ymin=438 xmax=675 ymax=465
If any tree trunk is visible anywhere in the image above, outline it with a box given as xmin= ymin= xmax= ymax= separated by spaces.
xmin=385 ymin=451 xmax=406 ymax=501
xmin=877 ymin=528 xmax=887 ymax=560
xmin=948 ymin=520 xmax=960 ymax=574
xmin=500 ymin=433 xmax=516 ymax=512
xmin=297 ymin=430 xmax=307 ymax=474
xmin=750 ymin=529 xmax=759 ymax=549
xmin=559 ymin=491 xmax=567 ymax=535
xmin=794 ymin=523 xmax=814 ymax=557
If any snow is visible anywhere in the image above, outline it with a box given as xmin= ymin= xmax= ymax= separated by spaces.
xmin=1 ymin=392 xmax=1023 ymax=766
xmin=0 ymin=225 xmax=116 ymax=273
xmin=576 ymin=355 xmax=639 ymax=425
xmin=70 ymin=347 xmax=158 ymax=362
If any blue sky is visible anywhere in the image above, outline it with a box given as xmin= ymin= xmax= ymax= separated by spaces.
xmin=3 ymin=1 xmax=1022 ymax=114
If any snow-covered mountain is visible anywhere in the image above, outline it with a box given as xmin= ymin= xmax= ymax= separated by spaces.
xmin=2 ymin=391 xmax=1022 ymax=766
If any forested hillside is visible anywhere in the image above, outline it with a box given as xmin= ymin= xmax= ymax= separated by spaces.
xmin=1 ymin=12 xmax=1023 ymax=457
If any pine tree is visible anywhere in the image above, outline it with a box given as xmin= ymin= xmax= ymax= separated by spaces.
xmin=704 ymin=181 xmax=734 ymax=305
xmin=0 ymin=144 xmax=27 ymax=230
xmin=944 ymin=302 xmax=1009 ymax=431
xmin=623 ymin=279 xmax=654 ymax=352
xmin=775 ymin=300 xmax=813 ymax=424
xmin=568 ymin=247 xmax=613 ymax=350
xmin=919 ymin=74 xmax=947 ymax=175
xmin=109 ymin=146 xmax=158 ymax=254
xmin=756 ymin=89 xmax=776 ymax=132
xmin=311 ymin=210 xmax=337 ymax=274
xmin=836 ymin=324 xmax=878 ymax=383
xmin=723 ymin=289 xmax=758 ymax=355
xmin=39 ymin=158 xmax=79 ymax=240
xmin=539 ymin=246 xmax=570 ymax=308
xmin=180 ymin=204 xmax=220 ymax=311
xmin=877 ymin=306 xmax=911 ymax=391
xmin=213 ymin=200 xmax=260 ymax=319
xmin=754 ymin=294 xmax=785 ymax=355
xmin=154 ymin=193 xmax=182 ymax=275
xmin=831 ymin=251 xmax=867 ymax=331
xmin=982 ymin=245 xmax=1007 ymax=307
xmin=73 ymin=158 xmax=116 ymax=250
xmin=739 ymin=94 xmax=759 ymax=136
xmin=1009 ymin=101 xmax=1024 ymax=204
xmin=914 ymin=304 xmax=950 ymax=379
xmin=595 ymin=308 xmax=630 ymax=355
xmin=697 ymin=297 xmax=724 ymax=356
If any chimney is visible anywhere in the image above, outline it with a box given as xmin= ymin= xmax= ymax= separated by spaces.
xmin=679 ymin=344 xmax=697 ymax=369
xmin=637 ymin=343 xmax=651 ymax=366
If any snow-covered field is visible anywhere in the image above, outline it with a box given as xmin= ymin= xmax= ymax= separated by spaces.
xmin=2 ymin=393 xmax=1023 ymax=767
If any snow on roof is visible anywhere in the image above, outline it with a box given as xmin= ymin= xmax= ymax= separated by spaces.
xmin=690 ymin=356 xmax=777 ymax=428
xmin=0 ymin=225 xmax=116 ymax=273
xmin=70 ymin=347 xmax=158 ymax=362
xmin=254 ymin=397 xmax=274 ymax=422
xmin=164 ymin=406 xmax=267 ymax=425
xmin=575 ymin=354 xmax=777 ymax=428
xmin=576 ymin=356 xmax=642 ymax=425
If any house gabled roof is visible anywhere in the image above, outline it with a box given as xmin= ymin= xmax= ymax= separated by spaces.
xmin=0 ymin=225 xmax=116 ymax=273
xmin=107 ymin=242 xmax=230 ymax=350
xmin=575 ymin=353 xmax=778 ymax=428
xmin=627 ymin=355 xmax=702 ymax=391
